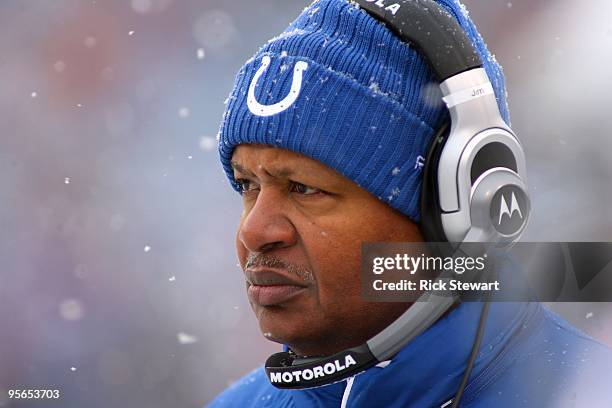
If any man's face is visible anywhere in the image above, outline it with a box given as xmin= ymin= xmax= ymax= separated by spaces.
xmin=232 ymin=144 xmax=422 ymax=356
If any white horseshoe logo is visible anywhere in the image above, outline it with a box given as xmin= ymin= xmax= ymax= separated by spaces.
xmin=247 ymin=55 xmax=309 ymax=117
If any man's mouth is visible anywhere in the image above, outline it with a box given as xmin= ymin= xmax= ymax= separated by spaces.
xmin=245 ymin=269 xmax=309 ymax=306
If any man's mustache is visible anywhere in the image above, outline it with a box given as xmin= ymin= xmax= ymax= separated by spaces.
xmin=244 ymin=253 xmax=315 ymax=284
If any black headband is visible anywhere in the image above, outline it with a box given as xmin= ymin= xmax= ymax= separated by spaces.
xmin=353 ymin=0 xmax=482 ymax=81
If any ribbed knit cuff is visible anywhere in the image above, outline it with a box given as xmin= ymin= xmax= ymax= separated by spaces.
xmin=217 ymin=0 xmax=510 ymax=223
xmin=219 ymin=52 xmax=437 ymax=222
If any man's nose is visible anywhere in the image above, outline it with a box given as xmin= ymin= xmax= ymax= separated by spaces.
xmin=238 ymin=189 xmax=297 ymax=253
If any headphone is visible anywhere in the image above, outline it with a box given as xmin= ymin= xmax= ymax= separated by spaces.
xmin=264 ymin=0 xmax=531 ymax=405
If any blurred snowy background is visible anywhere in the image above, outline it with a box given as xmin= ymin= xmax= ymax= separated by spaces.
xmin=0 ymin=0 xmax=611 ymax=407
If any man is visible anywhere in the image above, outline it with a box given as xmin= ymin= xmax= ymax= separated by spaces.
xmin=208 ymin=0 xmax=612 ymax=406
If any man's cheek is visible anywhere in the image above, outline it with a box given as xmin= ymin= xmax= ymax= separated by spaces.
xmin=315 ymin=270 xmax=361 ymax=306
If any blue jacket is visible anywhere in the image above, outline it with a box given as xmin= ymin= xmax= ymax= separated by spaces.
xmin=207 ymin=302 xmax=612 ymax=407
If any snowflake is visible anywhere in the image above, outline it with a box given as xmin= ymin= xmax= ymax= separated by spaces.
xmin=178 ymin=107 xmax=190 ymax=118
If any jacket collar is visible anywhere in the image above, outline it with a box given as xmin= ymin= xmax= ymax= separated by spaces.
xmin=291 ymin=301 xmax=538 ymax=407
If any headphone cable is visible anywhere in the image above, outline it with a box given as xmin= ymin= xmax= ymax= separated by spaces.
xmin=450 ymin=292 xmax=492 ymax=408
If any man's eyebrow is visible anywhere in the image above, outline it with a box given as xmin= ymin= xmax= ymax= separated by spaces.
xmin=231 ymin=161 xmax=255 ymax=177
xmin=269 ymin=168 xmax=294 ymax=178
xmin=230 ymin=161 xmax=295 ymax=178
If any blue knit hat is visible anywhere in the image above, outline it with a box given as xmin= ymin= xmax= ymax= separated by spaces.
xmin=218 ymin=0 xmax=510 ymax=222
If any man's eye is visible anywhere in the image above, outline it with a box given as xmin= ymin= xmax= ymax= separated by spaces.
xmin=236 ymin=178 xmax=259 ymax=194
xmin=291 ymin=182 xmax=322 ymax=195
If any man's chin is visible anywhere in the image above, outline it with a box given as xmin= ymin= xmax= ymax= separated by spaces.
xmin=255 ymin=307 xmax=322 ymax=350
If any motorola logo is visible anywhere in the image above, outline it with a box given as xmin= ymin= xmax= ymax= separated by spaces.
xmin=490 ymin=185 xmax=529 ymax=236
xmin=498 ymin=192 xmax=523 ymax=225
xmin=268 ymin=355 xmax=357 ymax=384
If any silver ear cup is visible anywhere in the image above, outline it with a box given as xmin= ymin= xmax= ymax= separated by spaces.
xmin=463 ymin=168 xmax=530 ymax=243
xmin=439 ymin=126 xmax=528 ymax=243
xmin=437 ymin=69 xmax=528 ymax=243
